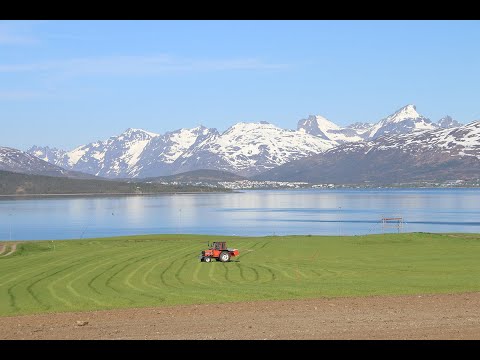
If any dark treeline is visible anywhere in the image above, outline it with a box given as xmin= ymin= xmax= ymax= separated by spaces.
xmin=0 ymin=170 xmax=229 ymax=195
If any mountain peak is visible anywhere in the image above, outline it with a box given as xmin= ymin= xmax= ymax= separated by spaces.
xmin=123 ymin=128 xmax=159 ymax=137
xmin=438 ymin=115 xmax=462 ymax=129
xmin=312 ymin=115 xmax=340 ymax=131
xmin=297 ymin=114 xmax=364 ymax=143
xmin=367 ymin=104 xmax=436 ymax=140
xmin=228 ymin=122 xmax=279 ymax=131
xmin=390 ymin=104 xmax=420 ymax=122
xmin=297 ymin=115 xmax=339 ymax=139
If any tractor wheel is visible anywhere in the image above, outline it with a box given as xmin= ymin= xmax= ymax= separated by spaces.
xmin=219 ymin=251 xmax=230 ymax=262
xmin=204 ymin=257 xmax=212 ymax=263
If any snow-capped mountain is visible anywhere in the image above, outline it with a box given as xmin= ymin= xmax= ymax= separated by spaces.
xmin=129 ymin=126 xmax=219 ymax=178
xmin=65 ymin=128 xmax=159 ymax=178
xmin=296 ymin=105 xmax=444 ymax=142
xmin=0 ymin=146 xmax=93 ymax=178
xmin=437 ymin=115 xmax=462 ymax=129
xmin=297 ymin=115 xmax=364 ymax=143
xmin=29 ymin=128 xmax=159 ymax=178
xmin=367 ymin=104 xmax=438 ymax=139
xmin=372 ymin=119 xmax=479 ymax=158
xmin=173 ymin=122 xmax=337 ymax=177
xmin=254 ymin=120 xmax=480 ymax=184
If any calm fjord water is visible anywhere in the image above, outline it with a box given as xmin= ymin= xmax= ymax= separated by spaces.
xmin=1 ymin=189 xmax=479 ymax=241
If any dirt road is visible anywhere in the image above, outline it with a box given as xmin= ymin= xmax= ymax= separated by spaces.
xmin=1 ymin=292 xmax=479 ymax=339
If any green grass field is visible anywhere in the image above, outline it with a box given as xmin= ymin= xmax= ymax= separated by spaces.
xmin=1 ymin=233 xmax=480 ymax=317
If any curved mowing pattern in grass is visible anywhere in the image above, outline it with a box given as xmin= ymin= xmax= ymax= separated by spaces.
xmin=1 ymin=233 xmax=480 ymax=316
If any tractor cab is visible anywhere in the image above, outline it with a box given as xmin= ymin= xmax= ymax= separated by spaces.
xmin=212 ymin=242 xmax=227 ymax=251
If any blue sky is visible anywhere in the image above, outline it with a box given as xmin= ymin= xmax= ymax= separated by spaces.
xmin=1 ymin=20 xmax=480 ymax=150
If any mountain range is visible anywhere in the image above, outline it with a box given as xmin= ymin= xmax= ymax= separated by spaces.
xmin=1 ymin=104 xmax=477 ymax=184
xmin=254 ymin=120 xmax=480 ymax=184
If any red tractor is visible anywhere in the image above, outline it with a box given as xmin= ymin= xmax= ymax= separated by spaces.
xmin=199 ymin=241 xmax=239 ymax=263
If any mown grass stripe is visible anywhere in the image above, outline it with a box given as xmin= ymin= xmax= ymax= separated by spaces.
xmin=62 ymin=247 xmax=158 ymax=307
xmin=26 ymin=259 xmax=86 ymax=310
xmin=141 ymin=243 xmax=199 ymax=291
xmin=0 ymin=242 xmax=133 ymax=285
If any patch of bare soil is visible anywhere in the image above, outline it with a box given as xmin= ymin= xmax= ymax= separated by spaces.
xmin=0 ymin=243 xmax=17 ymax=257
xmin=1 ymin=292 xmax=479 ymax=340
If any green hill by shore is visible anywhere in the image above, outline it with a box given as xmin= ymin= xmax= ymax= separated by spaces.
xmin=0 ymin=170 xmax=230 ymax=196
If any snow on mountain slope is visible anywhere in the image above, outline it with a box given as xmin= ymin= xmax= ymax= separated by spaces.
xmin=297 ymin=115 xmax=364 ymax=143
xmin=325 ymin=119 xmax=479 ymax=159
xmin=297 ymin=115 xmax=340 ymax=138
xmin=254 ymin=120 xmax=480 ymax=183
xmin=437 ymin=115 xmax=463 ymax=129
xmin=174 ymin=122 xmax=337 ymax=177
xmin=159 ymin=126 xmax=214 ymax=164
xmin=346 ymin=122 xmax=373 ymax=137
xmin=26 ymin=104 xmax=474 ymax=180
xmin=27 ymin=146 xmax=66 ymax=164
xmin=42 ymin=128 xmax=159 ymax=178
xmin=374 ymin=120 xmax=480 ymax=158
xmin=0 ymin=146 xmax=83 ymax=177
xmin=298 ymin=105 xmax=457 ymax=144
xmin=131 ymin=126 xmax=219 ymax=178
xmin=337 ymin=119 xmax=479 ymax=163
xmin=367 ymin=104 xmax=438 ymax=139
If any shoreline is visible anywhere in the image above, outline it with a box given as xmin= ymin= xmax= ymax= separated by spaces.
xmin=2 ymin=232 xmax=479 ymax=243
xmin=0 ymin=187 xmax=478 ymax=199
xmin=0 ymin=190 xmax=237 ymax=199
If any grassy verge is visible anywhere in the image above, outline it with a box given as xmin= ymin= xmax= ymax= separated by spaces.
xmin=0 ymin=232 xmax=479 ymax=317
